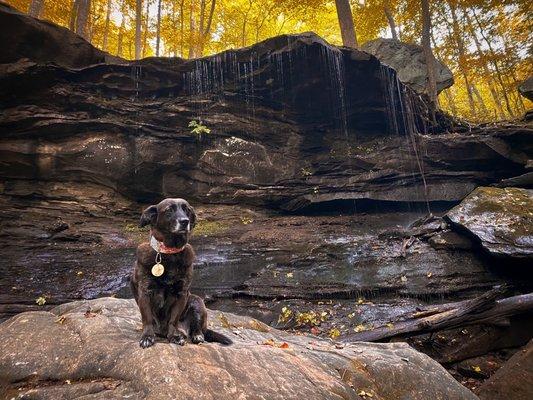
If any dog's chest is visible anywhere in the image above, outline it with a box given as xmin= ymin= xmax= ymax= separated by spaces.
xmin=148 ymin=262 xmax=188 ymax=295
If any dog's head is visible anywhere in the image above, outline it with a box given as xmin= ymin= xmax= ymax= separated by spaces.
xmin=139 ymin=198 xmax=197 ymax=248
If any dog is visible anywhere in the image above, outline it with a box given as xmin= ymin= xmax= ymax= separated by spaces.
xmin=130 ymin=198 xmax=232 ymax=348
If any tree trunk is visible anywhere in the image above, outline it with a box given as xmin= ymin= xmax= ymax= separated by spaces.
xmin=383 ymin=2 xmax=398 ymax=40
xmin=155 ymin=0 xmax=162 ymax=56
xmin=420 ymin=0 xmax=438 ymax=116
xmin=344 ymin=288 xmax=533 ymax=342
xmin=69 ymin=0 xmax=80 ymax=31
xmin=102 ymin=0 xmax=111 ymax=51
xmin=142 ymin=0 xmax=150 ymax=57
xmin=197 ymin=0 xmax=216 ymax=57
xmin=449 ymin=1 xmax=476 ymax=117
xmin=470 ymin=8 xmax=514 ymax=117
xmin=464 ymin=11 xmax=505 ymax=119
xmin=28 ymin=0 xmax=44 ymax=18
xmin=471 ymin=84 xmax=489 ymax=115
xmin=334 ymin=0 xmax=357 ymax=48
xmin=117 ymin=0 xmax=126 ymax=57
xmin=431 ymin=34 xmax=457 ymax=117
xmin=179 ymin=0 xmax=184 ymax=57
xmin=75 ymin=0 xmax=91 ymax=39
xmin=188 ymin=0 xmax=195 ymax=58
xmin=135 ymin=0 xmax=143 ymax=59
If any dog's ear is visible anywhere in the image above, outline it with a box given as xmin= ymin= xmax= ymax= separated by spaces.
xmin=186 ymin=204 xmax=197 ymax=229
xmin=139 ymin=205 xmax=158 ymax=227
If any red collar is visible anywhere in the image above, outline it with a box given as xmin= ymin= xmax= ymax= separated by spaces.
xmin=149 ymin=231 xmax=186 ymax=254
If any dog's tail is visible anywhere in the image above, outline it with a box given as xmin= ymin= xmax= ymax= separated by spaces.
xmin=204 ymin=329 xmax=233 ymax=345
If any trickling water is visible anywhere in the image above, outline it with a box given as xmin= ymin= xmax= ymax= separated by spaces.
xmin=319 ymin=45 xmax=348 ymax=137
xmin=380 ymin=65 xmax=431 ymax=213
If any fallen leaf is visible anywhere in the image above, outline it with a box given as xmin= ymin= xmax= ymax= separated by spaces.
xmin=386 ymin=322 xmax=394 ymax=329
xmin=354 ymin=324 xmax=368 ymax=333
xmin=357 ymin=390 xmax=373 ymax=398
xmin=286 ymin=272 xmax=294 ymax=278
xmin=35 ymin=296 xmax=46 ymax=306
xmin=426 ymin=272 xmax=433 ymax=278
xmin=472 ymin=366 xmax=482 ymax=373
xmin=310 ymin=326 xmax=320 ymax=335
xmin=55 ymin=316 xmax=66 ymax=324
xmin=400 ymin=275 xmax=408 ymax=282
xmin=76 ymin=271 xmax=83 ymax=276
xmin=279 ymin=342 xmax=290 ymax=349
xmin=328 ymin=328 xmax=341 ymax=339
xmin=218 ymin=314 xmax=232 ymax=329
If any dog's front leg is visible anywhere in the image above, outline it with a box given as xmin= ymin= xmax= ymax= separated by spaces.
xmin=166 ymin=293 xmax=188 ymax=346
xmin=138 ymin=292 xmax=156 ymax=348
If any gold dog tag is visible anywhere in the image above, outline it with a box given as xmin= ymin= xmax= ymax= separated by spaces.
xmin=151 ymin=263 xmax=165 ymax=277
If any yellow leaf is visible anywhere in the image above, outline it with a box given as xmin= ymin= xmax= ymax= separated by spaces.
xmin=354 ymin=324 xmax=368 ymax=333
xmin=35 ymin=296 xmax=46 ymax=306
xmin=427 ymin=272 xmax=433 ymax=278
xmin=328 ymin=328 xmax=341 ymax=339
xmin=286 ymin=272 xmax=294 ymax=278
xmin=386 ymin=323 xmax=394 ymax=329
xmin=55 ymin=316 xmax=66 ymax=324
xmin=472 ymin=366 xmax=482 ymax=373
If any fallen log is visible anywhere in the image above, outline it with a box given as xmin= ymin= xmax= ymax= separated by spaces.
xmin=343 ymin=287 xmax=533 ymax=342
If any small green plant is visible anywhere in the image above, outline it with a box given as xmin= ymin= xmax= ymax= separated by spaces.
xmin=188 ymin=120 xmax=211 ymax=137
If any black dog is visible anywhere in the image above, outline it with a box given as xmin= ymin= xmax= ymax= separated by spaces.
xmin=130 ymin=198 xmax=231 ymax=348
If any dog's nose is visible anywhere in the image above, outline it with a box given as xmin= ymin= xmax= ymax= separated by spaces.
xmin=178 ymin=218 xmax=189 ymax=227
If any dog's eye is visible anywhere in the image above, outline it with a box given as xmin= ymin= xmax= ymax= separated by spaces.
xmin=181 ymin=204 xmax=188 ymax=212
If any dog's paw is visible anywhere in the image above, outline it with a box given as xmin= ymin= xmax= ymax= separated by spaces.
xmin=191 ymin=333 xmax=205 ymax=344
xmin=139 ymin=334 xmax=156 ymax=348
xmin=169 ymin=333 xmax=187 ymax=346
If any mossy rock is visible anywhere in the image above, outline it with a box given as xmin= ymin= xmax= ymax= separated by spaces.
xmin=445 ymin=187 xmax=533 ymax=259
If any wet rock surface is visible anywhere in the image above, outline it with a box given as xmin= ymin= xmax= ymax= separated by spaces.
xmin=0 ymin=297 xmax=479 ymax=400
xmin=361 ymin=38 xmax=454 ymax=94
xmin=1 ymin=3 xmax=532 ymax=211
xmin=445 ymin=187 xmax=533 ymax=259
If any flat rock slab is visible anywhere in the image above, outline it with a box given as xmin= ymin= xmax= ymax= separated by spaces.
xmin=0 ymin=297 xmax=477 ymax=400
xmin=446 ymin=187 xmax=533 ymax=259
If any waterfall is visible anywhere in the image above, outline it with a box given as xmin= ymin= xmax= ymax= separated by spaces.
xmin=320 ymin=45 xmax=348 ymax=137
xmin=380 ymin=65 xmax=431 ymax=213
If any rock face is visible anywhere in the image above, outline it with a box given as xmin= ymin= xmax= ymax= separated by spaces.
xmin=0 ymin=3 xmax=120 ymax=68
xmin=1 ymin=4 xmax=532 ymax=211
xmin=0 ymin=297 xmax=478 ymax=400
xmin=477 ymin=340 xmax=533 ymax=400
xmin=518 ymin=77 xmax=533 ymax=102
xmin=445 ymin=187 xmax=533 ymax=259
xmin=362 ymin=38 xmax=454 ymax=94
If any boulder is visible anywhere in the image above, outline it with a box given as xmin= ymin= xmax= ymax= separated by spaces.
xmin=445 ymin=187 xmax=533 ymax=259
xmin=362 ymin=38 xmax=454 ymax=94
xmin=477 ymin=340 xmax=533 ymax=400
xmin=0 ymin=297 xmax=478 ymax=400
xmin=518 ymin=77 xmax=533 ymax=102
